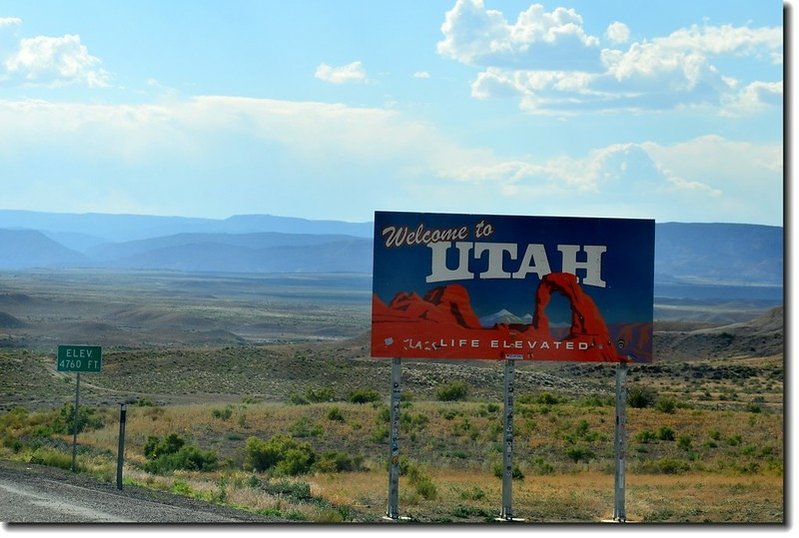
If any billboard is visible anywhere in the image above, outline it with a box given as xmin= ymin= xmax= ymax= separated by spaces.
xmin=371 ymin=211 xmax=654 ymax=363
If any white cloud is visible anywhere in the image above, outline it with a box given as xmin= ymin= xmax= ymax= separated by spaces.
xmin=602 ymin=24 xmax=782 ymax=82
xmin=0 ymin=95 xmax=485 ymax=189
xmin=0 ymin=95 xmax=505 ymax=220
xmin=437 ymin=0 xmax=600 ymax=69
xmin=642 ymin=135 xmax=782 ymax=186
xmin=444 ymin=142 xmax=696 ymax=195
xmin=0 ymin=17 xmax=22 ymax=28
xmin=438 ymin=1 xmax=782 ymax=115
xmin=722 ymin=80 xmax=783 ymax=114
xmin=658 ymin=23 xmax=782 ymax=59
xmin=413 ymin=71 xmax=431 ymax=79
xmin=2 ymin=33 xmax=110 ymax=87
xmin=438 ymin=135 xmax=782 ymax=223
xmin=605 ymin=21 xmax=630 ymax=44
xmin=314 ymin=61 xmax=367 ymax=84
xmin=0 ymin=95 xmax=781 ymax=223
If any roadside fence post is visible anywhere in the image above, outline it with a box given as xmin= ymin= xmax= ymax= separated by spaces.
xmin=116 ymin=402 xmax=127 ymax=490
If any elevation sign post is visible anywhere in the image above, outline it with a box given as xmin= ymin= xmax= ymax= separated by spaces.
xmin=71 ymin=372 xmax=80 ymax=472
xmin=56 ymin=345 xmax=102 ymax=473
xmin=613 ymin=362 xmax=628 ymax=522
xmin=385 ymin=358 xmax=402 ymax=520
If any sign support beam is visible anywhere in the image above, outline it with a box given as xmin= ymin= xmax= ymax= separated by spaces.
xmin=385 ymin=358 xmax=402 ymax=520
xmin=613 ymin=362 xmax=628 ymax=522
xmin=497 ymin=357 xmax=523 ymax=521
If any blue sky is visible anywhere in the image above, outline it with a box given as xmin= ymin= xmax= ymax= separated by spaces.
xmin=0 ymin=0 xmax=785 ymax=225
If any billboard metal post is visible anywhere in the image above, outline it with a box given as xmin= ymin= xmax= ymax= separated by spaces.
xmin=117 ymin=403 xmax=127 ymax=490
xmin=613 ymin=362 xmax=628 ymax=522
xmin=385 ymin=358 xmax=402 ymax=520
xmin=498 ymin=357 xmax=523 ymax=521
xmin=70 ymin=372 xmax=80 ymax=473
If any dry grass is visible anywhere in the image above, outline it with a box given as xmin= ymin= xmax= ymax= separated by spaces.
xmin=62 ymin=395 xmax=784 ymax=523
xmin=101 ymin=466 xmax=783 ymax=523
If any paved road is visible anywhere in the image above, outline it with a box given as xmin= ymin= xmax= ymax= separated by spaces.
xmin=0 ymin=460 xmax=277 ymax=524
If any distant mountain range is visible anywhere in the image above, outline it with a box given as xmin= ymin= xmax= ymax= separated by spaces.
xmin=0 ymin=210 xmax=784 ymax=302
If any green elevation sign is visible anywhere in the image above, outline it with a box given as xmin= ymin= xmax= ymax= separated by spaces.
xmin=57 ymin=345 xmax=102 ymax=373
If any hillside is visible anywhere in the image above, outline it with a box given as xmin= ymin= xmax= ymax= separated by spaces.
xmin=0 ymin=229 xmax=90 ymax=270
xmin=654 ymin=305 xmax=784 ymax=360
xmin=0 ymin=209 xmax=372 ymax=243
xmin=92 ymin=234 xmax=372 ymax=273
xmin=655 ymin=222 xmax=783 ymax=286
xmin=0 ymin=212 xmax=785 ymax=301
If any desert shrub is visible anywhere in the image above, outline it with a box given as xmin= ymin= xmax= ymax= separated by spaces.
xmin=565 ymin=446 xmax=595 ymax=464
xmin=627 ymin=385 xmax=658 ymax=408
xmin=576 ymin=419 xmax=590 ymax=436
xmin=289 ymin=416 xmax=323 ymax=438
xmin=370 ymin=425 xmax=389 ymax=443
xmin=410 ymin=413 xmax=429 ymax=429
xmin=653 ymin=459 xmax=690 ymax=474
xmin=745 ymin=401 xmax=762 ymax=413
xmin=517 ymin=391 xmax=568 ymax=405
xmin=727 ymin=434 xmax=743 ymax=446
xmin=655 ymin=397 xmax=677 ymax=414
xmin=677 ymin=435 xmax=693 ymax=450
xmin=414 ymin=477 xmax=438 ymax=500
xmin=44 ymin=403 xmax=104 ymax=435
xmin=313 ymin=451 xmax=364 ymax=473
xmin=537 ymin=391 xmax=567 ymax=405
xmin=0 ymin=406 xmax=29 ymax=429
xmin=529 ymin=457 xmax=554 ymax=475
xmin=306 ymin=387 xmax=336 ymax=403
xmin=144 ymin=433 xmax=185 ymax=460
xmin=459 ymin=485 xmax=486 ymax=501
xmin=288 ymin=391 xmax=309 ymax=405
xmin=375 ymin=405 xmax=390 ymax=423
xmin=278 ymin=443 xmax=316 ymax=475
xmin=260 ymin=478 xmax=313 ymax=501
xmin=244 ymin=434 xmax=316 ymax=476
xmin=143 ymin=433 xmax=217 ymax=474
xmin=440 ymin=409 xmax=459 ymax=420
xmin=28 ymin=447 xmax=74 ymax=470
xmin=326 ymin=407 xmax=345 ymax=422
xmin=0 ymin=407 xmax=29 ymax=448
xmin=402 ymin=460 xmax=438 ymax=499
xmin=435 ymin=381 xmax=468 ymax=401
xmin=212 ymin=405 xmax=233 ymax=421
xmin=245 ymin=436 xmax=286 ymax=472
xmin=349 ymin=388 xmax=380 ymax=404
xmin=237 ymin=412 xmax=248 ymax=429
xmin=451 ymin=417 xmax=476 ymax=437
xmin=148 ymin=446 xmax=218 ymax=474
xmin=657 ymin=426 xmax=676 ymax=441
xmin=636 ymin=429 xmax=657 ymax=443
xmin=493 ymin=461 xmax=525 ymax=480
xmin=578 ymin=393 xmax=613 ymax=407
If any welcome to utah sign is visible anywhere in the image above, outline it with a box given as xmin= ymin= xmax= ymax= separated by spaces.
xmin=371 ymin=211 xmax=655 ymax=363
